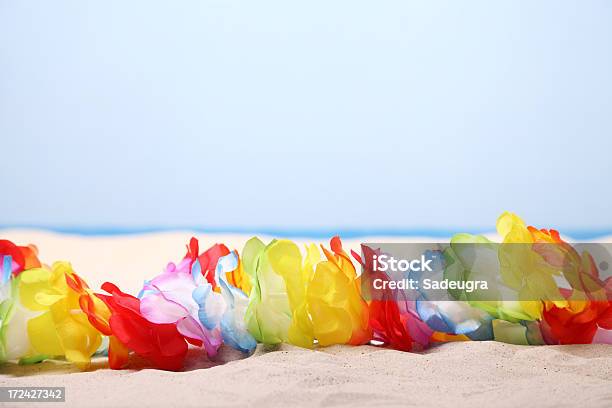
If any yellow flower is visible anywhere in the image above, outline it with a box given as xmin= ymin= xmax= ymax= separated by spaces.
xmin=19 ymin=262 xmax=101 ymax=369
xmin=267 ymin=240 xmax=320 ymax=348
xmin=496 ymin=212 xmax=566 ymax=319
xmin=307 ymin=237 xmax=371 ymax=346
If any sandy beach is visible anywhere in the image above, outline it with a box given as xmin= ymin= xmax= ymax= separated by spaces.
xmin=1 ymin=230 xmax=610 ymax=408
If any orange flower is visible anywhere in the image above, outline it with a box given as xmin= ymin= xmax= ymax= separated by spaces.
xmin=528 ymin=227 xmax=608 ymax=300
xmin=0 ymin=240 xmax=41 ymax=275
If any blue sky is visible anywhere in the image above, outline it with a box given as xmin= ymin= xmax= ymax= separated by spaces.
xmin=1 ymin=1 xmax=611 ymax=233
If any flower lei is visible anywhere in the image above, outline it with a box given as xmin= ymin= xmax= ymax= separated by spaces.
xmin=0 ymin=212 xmax=609 ymax=371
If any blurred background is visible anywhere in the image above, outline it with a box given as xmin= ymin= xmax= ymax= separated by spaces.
xmin=1 ymin=1 xmax=611 ymax=236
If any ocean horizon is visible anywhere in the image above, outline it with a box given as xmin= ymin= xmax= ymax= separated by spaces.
xmin=2 ymin=225 xmax=612 ymax=240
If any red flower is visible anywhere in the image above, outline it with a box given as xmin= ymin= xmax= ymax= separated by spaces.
xmin=68 ymin=273 xmax=201 ymax=371
xmin=542 ymin=295 xmax=612 ymax=344
xmin=96 ymin=282 xmax=202 ymax=371
xmin=530 ymin=226 xmax=612 ymax=344
xmin=0 ymin=239 xmax=41 ymax=275
xmin=351 ymin=245 xmax=430 ymax=351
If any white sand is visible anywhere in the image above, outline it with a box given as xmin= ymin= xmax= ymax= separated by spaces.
xmin=0 ymin=229 xmax=611 ymax=408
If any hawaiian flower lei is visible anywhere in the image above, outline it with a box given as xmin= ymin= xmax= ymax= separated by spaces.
xmin=0 ymin=213 xmax=610 ymax=371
